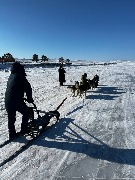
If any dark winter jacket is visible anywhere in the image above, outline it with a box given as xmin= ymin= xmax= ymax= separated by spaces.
xmin=58 ymin=67 xmax=66 ymax=83
xmin=5 ymin=62 xmax=33 ymax=110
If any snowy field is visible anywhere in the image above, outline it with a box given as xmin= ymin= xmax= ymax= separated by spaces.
xmin=0 ymin=60 xmax=135 ymax=179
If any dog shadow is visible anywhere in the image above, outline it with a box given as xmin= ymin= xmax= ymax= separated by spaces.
xmin=35 ymin=118 xmax=135 ymax=166
xmin=86 ymin=86 xmax=126 ymax=100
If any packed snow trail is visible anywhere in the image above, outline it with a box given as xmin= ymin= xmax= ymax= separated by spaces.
xmin=1 ymin=61 xmax=135 ymax=179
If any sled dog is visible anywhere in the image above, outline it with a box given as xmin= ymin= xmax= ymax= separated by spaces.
xmin=69 ymin=81 xmax=87 ymax=97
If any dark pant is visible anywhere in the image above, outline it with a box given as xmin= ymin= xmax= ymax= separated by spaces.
xmin=7 ymin=101 xmax=30 ymax=136
xmin=60 ymin=81 xmax=63 ymax=86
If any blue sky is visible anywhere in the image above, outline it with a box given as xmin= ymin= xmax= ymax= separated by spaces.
xmin=0 ymin=0 xmax=135 ymax=61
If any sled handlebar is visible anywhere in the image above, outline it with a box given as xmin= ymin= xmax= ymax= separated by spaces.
xmin=24 ymin=97 xmax=67 ymax=116
xmin=23 ymin=98 xmax=40 ymax=116
xmin=30 ymin=102 xmax=41 ymax=118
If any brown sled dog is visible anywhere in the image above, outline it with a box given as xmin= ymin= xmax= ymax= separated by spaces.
xmin=69 ymin=81 xmax=87 ymax=97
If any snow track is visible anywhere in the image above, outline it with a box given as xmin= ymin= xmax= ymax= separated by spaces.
xmin=1 ymin=61 xmax=135 ymax=179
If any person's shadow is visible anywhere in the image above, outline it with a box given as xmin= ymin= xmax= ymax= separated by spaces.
xmin=35 ymin=118 xmax=135 ymax=166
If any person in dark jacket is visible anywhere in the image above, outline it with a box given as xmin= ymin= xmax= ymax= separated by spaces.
xmin=58 ymin=64 xmax=66 ymax=86
xmin=5 ymin=62 xmax=34 ymax=139
xmin=93 ymin=74 xmax=99 ymax=87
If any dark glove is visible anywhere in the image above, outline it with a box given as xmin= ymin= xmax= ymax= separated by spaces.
xmin=27 ymin=98 xmax=34 ymax=103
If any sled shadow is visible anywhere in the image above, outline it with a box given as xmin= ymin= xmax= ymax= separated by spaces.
xmin=87 ymin=86 xmax=126 ymax=100
xmin=66 ymin=105 xmax=83 ymax=116
xmin=37 ymin=118 xmax=135 ymax=166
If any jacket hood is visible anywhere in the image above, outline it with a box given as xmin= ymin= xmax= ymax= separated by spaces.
xmin=11 ymin=62 xmax=26 ymax=76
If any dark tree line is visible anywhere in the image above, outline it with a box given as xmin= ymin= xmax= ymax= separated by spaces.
xmin=59 ymin=57 xmax=70 ymax=64
xmin=0 ymin=53 xmax=15 ymax=63
xmin=32 ymin=54 xmax=49 ymax=62
xmin=0 ymin=52 xmax=71 ymax=64
xmin=32 ymin=55 xmax=71 ymax=64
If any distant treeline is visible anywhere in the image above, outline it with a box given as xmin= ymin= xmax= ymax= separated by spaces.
xmin=93 ymin=62 xmax=117 ymax=66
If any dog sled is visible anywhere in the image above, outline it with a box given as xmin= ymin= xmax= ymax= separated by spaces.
xmin=24 ymin=97 xmax=67 ymax=137
xmin=0 ymin=97 xmax=67 ymax=148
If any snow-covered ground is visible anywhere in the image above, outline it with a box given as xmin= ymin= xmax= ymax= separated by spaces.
xmin=0 ymin=60 xmax=135 ymax=179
